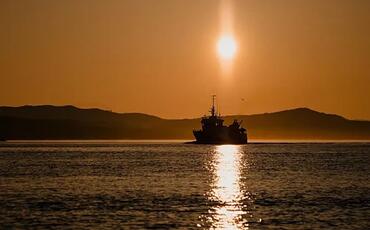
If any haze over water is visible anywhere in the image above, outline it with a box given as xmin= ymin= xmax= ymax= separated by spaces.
xmin=1 ymin=142 xmax=369 ymax=229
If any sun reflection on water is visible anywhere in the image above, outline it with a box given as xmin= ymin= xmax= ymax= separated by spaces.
xmin=210 ymin=145 xmax=245 ymax=229
xmin=214 ymin=145 xmax=240 ymax=202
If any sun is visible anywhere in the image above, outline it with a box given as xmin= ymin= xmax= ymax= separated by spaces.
xmin=217 ymin=35 xmax=237 ymax=60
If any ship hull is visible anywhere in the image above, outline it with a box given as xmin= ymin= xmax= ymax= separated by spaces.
xmin=193 ymin=130 xmax=248 ymax=144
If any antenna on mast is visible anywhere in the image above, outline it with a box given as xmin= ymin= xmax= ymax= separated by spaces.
xmin=217 ymin=98 xmax=220 ymax=116
xmin=211 ymin=95 xmax=216 ymax=116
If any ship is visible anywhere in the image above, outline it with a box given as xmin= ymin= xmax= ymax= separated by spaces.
xmin=193 ymin=96 xmax=248 ymax=144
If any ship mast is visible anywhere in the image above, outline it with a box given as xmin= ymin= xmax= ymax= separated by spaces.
xmin=211 ymin=95 xmax=216 ymax=117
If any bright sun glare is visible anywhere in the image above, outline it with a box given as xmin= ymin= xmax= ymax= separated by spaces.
xmin=217 ymin=35 xmax=237 ymax=60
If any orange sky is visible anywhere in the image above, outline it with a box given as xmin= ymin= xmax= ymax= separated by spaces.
xmin=1 ymin=0 xmax=369 ymax=119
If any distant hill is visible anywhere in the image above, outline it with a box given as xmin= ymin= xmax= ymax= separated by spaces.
xmin=0 ymin=105 xmax=369 ymax=140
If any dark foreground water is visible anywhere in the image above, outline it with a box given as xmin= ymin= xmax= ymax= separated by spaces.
xmin=0 ymin=142 xmax=369 ymax=229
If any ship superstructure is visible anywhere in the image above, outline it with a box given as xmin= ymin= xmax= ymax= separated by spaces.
xmin=193 ymin=96 xmax=248 ymax=144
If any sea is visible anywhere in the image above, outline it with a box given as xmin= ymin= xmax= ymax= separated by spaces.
xmin=0 ymin=141 xmax=369 ymax=229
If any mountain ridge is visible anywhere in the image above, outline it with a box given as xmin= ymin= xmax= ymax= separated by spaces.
xmin=0 ymin=105 xmax=353 ymax=121
xmin=0 ymin=105 xmax=369 ymax=140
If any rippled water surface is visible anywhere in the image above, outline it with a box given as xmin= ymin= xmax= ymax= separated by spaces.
xmin=0 ymin=142 xmax=369 ymax=229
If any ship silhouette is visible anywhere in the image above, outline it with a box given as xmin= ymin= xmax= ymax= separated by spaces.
xmin=193 ymin=96 xmax=248 ymax=144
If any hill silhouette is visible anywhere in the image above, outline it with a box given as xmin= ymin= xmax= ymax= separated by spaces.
xmin=0 ymin=105 xmax=369 ymax=140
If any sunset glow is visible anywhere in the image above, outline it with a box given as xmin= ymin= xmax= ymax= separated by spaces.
xmin=217 ymin=35 xmax=237 ymax=60
xmin=1 ymin=0 xmax=369 ymax=119
xmin=218 ymin=0 xmax=236 ymax=77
